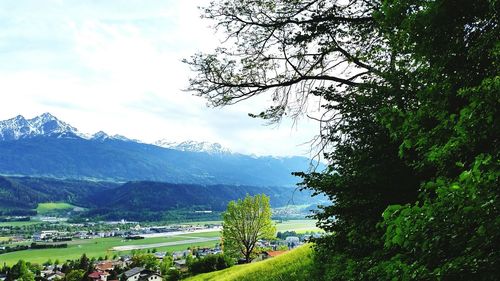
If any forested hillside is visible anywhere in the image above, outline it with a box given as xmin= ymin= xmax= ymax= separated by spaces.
xmin=0 ymin=176 xmax=321 ymax=220
xmin=0 ymin=135 xmax=311 ymax=187
xmin=0 ymin=176 xmax=116 ymax=216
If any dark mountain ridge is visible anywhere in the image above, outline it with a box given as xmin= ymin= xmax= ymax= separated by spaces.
xmin=0 ymin=176 xmax=321 ymax=220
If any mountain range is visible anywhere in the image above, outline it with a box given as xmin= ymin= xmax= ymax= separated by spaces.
xmin=0 ymin=113 xmax=315 ymax=186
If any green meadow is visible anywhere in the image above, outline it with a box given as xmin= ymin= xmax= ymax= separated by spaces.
xmin=0 ymin=221 xmax=43 ymax=227
xmin=185 ymin=244 xmax=314 ymax=281
xmin=275 ymin=219 xmax=320 ymax=232
xmin=36 ymin=202 xmax=77 ymax=214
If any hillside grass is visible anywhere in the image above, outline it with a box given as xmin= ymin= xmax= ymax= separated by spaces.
xmin=185 ymin=244 xmax=315 ymax=281
xmin=36 ymin=202 xmax=76 ymax=214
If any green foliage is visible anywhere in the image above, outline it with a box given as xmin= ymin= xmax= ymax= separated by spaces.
xmin=188 ymin=253 xmax=234 ymax=275
xmin=190 ymin=0 xmax=499 ymax=280
xmin=160 ymin=256 xmax=174 ymax=276
xmin=222 ymin=194 xmax=276 ymax=262
xmin=7 ymin=260 xmax=35 ymax=281
xmin=130 ymin=253 xmax=160 ymax=270
xmin=381 ymin=155 xmax=500 ymax=279
xmin=65 ymin=269 xmax=86 ymax=281
xmin=165 ymin=268 xmax=181 ymax=281
xmin=184 ymin=245 xmax=314 ymax=281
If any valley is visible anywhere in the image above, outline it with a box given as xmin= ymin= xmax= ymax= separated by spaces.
xmin=0 ymin=113 xmax=324 ymax=278
xmin=0 ymin=219 xmax=318 ymax=265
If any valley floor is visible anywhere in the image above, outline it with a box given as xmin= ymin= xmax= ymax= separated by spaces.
xmin=0 ymin=220 xmax=318 ymax=266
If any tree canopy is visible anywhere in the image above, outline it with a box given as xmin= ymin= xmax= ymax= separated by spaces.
xmin=188 ymin=0 xmax=499 ymax=279
xmin=222 ymin=194 xmax=276 ymax=263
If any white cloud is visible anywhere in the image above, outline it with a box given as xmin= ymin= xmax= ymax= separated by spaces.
xmin=0 ymin=0 xmax=319 ymax=157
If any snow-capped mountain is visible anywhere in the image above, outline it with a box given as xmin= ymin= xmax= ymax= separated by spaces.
xmin=154 ymin=139 xmax=232 ymax=154
xmin=0 ymin=113 xmax=82 ymax=141
xmin=0 ymin=113 xmax=317 ymax=186
xmin=91 ymin=131 xmax=133 ymax=142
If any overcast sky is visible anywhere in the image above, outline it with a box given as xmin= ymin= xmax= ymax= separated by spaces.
xmin=0 ymin=0 xmax=320 ymax=157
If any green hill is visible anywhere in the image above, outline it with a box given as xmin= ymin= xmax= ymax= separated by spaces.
xmin=185 ymin=244 xmax=315 ymax=281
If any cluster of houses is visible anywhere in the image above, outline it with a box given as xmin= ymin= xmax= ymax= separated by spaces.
xmin=87 ymin=261 xmax=161 ymax=281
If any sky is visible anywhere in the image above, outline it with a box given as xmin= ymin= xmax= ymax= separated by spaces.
xmin=0 ymin=0 xmax=320 ymax=157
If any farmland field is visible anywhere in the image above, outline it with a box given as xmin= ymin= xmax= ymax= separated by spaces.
xmin=36 ymin=202 xmax=78 ymax=214
xmin=0 ymin=221 xmax=43 ymax=227
xmin=275 ymin=219 xmax=320 ymax=232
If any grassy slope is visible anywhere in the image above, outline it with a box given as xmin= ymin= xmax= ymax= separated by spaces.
xmin=36 ymin=202 xmax=76 ymax=214
xmin=185 ymin=244 xmax=315 ymax=281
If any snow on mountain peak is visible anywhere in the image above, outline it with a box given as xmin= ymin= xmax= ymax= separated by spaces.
xmin=0 ymin=113 xmax=80 ymax=141
xmin=91 ymin=131 xmax=110 ymax=140
xmin=154 ymin=139 xmax=232 ymax=154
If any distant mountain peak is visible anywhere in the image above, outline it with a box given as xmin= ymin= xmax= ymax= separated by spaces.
xmin=38 ymin=112 xmax=57 ymax=120
xmin=91 ymin=131 xmax=134 ymax=142
xmin=0 ymin=113 xmax=81 ymax=141
xmin=154 ymin=139 xmax=232 ymax=154
xmin=91 ymin=131 xmax=110 ymax=140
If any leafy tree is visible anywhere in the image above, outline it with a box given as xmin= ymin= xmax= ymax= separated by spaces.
xmin=222 ymin=194 xmax=276 ymax=262
xmin=188 ymin=253 xmax=234 ymax=275
xmin=159 ymin=256 xmax=174 ymax=277
xmin=77 ymin=254 xmax=90 ymax=271
xmin=164 ymin=268 xmax=181 ymax=281
xmin=187 ymin=0 xmax=499 ymax=280
xmin=65 ymin=270 xmax=85 ymax=281
xmin=130 ymin=253 xmax=159 ymax=270
xmin=8 ymin=261 xmax=34 ymax=281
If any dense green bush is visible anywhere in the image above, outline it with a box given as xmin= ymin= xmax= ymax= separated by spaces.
xmin=188 ymin=253 xmax=234 ymax=275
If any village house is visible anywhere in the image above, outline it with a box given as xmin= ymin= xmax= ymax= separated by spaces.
xmin=122 ymin=267 xmax=162 ymax=281
xmin=194 ymin=247 xmax=222 ymax=257
xmin=95 ymin=261 xmax=115 ymax=272
xmin=285 ymin=236 xmax=300 ymax=249
xmin=153 ymin=252 xmax=167 ymax=260
xmin=254 ymin=250 xmax=288 ymax=262
xmin=33 ymin=230 xmax=60 ymax=241
xmin=173 ymin=260 xmax=188 ymax=272
xmin=172 ymin=250 xmax=192 ymax=260
xmin=46 ymin=272 xmax=65 ymax=281
xmin=88 ymin=271 xmax=110 ymax=281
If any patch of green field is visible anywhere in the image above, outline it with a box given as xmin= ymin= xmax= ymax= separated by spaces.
xmin=0 ymin=221 xmax=43 ymax=227
xmin=181 ymin=219 xmax=320 ymax=232
xmin=0 ymin=237 xmax=11 ymax=242
xmin=185 ymin=244 xmax=314 ymax=281
xmin=150 ymin=241 xmax=219 ymax=254
xmin=177 ymin=231 xmax=221 ymax=238
xmin=0 ymin=235 xmax=218 ymax=266
xmin=36 ymin=202 xmax=76 ymax=214
xmin=179 ymin=221 xmax=222 ymax=226
xmin=275 ymin=219 xmax=320 ymax=232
